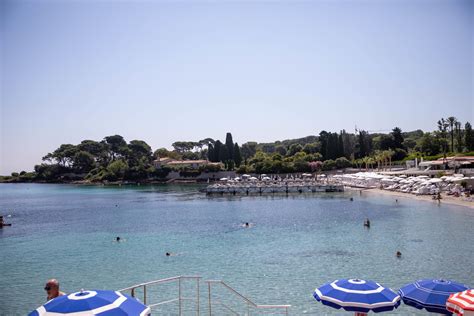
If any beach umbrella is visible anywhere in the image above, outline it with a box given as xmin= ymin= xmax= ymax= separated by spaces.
xmin=29 ymin=290 xmax=151 ymax=316
xmin=446 ymin=289 xmax=474 ymax=316
xmin=313 ymin=279 xmax=401 ymax=315
xmin=399 ymin=279 xmax=469 ymax=314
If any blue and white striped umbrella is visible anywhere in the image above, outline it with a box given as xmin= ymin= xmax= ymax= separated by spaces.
xmin=314 ymin=279 xmax=401 ymax=314
xmin=399 ymin=279 xmax=470 ymax=314
xmin=29 ymin=290 xmax=151 ymax=316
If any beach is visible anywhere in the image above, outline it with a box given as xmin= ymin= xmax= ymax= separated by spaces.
xmin=361 ymin=188 xmax=474 ymax=209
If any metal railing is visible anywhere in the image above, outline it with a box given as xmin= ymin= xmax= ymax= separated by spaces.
xmin=206 ymin=280 xmax=290 ymax=315
xmin=119 ymin=276 xmax=290 ymax=315
xmin=119 ymin=275 xmax=201 ymax=315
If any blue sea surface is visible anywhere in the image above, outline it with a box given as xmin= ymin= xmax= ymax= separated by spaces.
xmin=0 ymin=183 xmax=473 ymax=315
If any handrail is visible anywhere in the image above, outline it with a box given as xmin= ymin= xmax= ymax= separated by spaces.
xmin=119 ymin=275 xmax=202 ymax=292
xmin=119 ymin=275 xmax=201 ymax=315
xmin=119 ymin=276 xmax=290 ymax=315
xmin=206 ymin=280 xmax=290 ymax=314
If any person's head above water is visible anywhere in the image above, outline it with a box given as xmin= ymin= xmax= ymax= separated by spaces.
xmin=44 ymin=279 xmax=65 ymax=300
xmin=245 ymin=222 xmax=249 ymax=227
xmin=116 ymin=237 xmax=120 ymax=241
xmin=166 ymin=252 xmax=171 ymax=256
xmin=396 ymin=251 xmax=402 ymax=257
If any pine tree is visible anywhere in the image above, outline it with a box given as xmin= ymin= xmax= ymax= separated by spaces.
xmin=465 ymin=122 xmax=474 ymax=151
xmin=218 ymin=143 xmax=229 ymax=163
xmin=207 ymin=144 xmax=215 ymax=162
xmin=338 ymin=133 xmax=345 ymax=158
xmin=455 ymin=121 xmax=463 ymax=152
xmin=391 ymin=127 xmax=404 ymax=149
xmin=225 ymin=133 xmax=234 ymax=160
xmin=214 ymin=141 xmax=223 ymax=162
xmin=233 ymin=143 xmax=242 ymax=167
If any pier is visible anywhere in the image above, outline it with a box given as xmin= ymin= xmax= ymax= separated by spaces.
xmin=205 ymin=175 xmax=344 ymax=195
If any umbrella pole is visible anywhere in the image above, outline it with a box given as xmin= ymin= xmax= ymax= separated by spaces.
xmin=355 ymin=313 xmax=368 ymax=316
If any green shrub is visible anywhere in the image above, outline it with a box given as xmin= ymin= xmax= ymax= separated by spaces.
xmin=335 ymin=157 xmax=351 ymax=169
xmin=322 ymin=159 xmax=336 ymax=171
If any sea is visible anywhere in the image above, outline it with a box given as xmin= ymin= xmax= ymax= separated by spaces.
xmin=0 ymin=183 xmax=473 ymax=315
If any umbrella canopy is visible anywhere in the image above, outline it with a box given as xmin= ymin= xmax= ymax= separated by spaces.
xmin=29 ymin=290 xmax=151 ymax=316
xmin=399 ymin=279 xmax=469 ymax=314
xmin=446 ymin=289 xmax=474 ymax=316
xmin=313 ymin=279 xmax=401 ymax=314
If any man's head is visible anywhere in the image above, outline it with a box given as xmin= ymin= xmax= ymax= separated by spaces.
xmin=44 ymin=279 xmax=60 ymax=297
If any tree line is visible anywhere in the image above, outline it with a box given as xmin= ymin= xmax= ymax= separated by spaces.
xmin=3 ymin=116 xmax=474 ymax=182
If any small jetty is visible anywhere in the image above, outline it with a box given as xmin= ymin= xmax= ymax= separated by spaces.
xmin=205 ymin=174 xmax=344 ymax=195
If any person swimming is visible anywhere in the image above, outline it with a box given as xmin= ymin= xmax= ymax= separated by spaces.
xmin=350 ymin=197 xmax=354 ymax=201
xmin=116 ymin=237 xmax=121 ymax=242
xmin=166 ymin=252 xmax=171 ymax=256
xmin=0 ymin=215 xmax=11 ymax=228
xmin=364 ymin=218 xmax=371 ymax=228
xmin=396 ymin=251 xmax=402 ymax=258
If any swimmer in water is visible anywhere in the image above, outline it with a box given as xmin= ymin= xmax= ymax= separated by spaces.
xmin=364 ymin=218 xmax=371 ymax=228
xmin=350 ymin=197 xmax=354 ymax=201
xmin=396 ymin=251 xmax=402 ymax=258
xmin=116 ymin=237 xmax=121 ymax=242
xmin=0 ymin=215 xmax=11 ymax=228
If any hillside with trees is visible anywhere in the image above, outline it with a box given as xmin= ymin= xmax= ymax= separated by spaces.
xmin=2 ymin=117 xmax=473 ymax=183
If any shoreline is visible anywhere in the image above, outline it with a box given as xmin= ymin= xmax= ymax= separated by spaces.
xmin=360 ymin=187 xmax=474 ymax=209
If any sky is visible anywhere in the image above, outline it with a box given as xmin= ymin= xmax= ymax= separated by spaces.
xmin=1 ymin=0 xmax=473 ymax=175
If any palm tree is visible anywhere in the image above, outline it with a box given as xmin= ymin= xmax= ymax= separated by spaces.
xmin=385 ymin=149 xmax=394 ymax=170
xmin=437 ymin=118 xmax=449 ymax=155
xmin=362 ymin=157 xmax=369 ymax=171
xmin=376 ymin=153 xmax=382 ymax=171
xmin=447 ymin=116 xmax=457 ymax=152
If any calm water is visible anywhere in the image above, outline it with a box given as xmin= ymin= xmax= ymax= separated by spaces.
xmin=0 ymin=183 xmax=473 ymax=315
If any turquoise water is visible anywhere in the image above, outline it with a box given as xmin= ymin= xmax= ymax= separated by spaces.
xmin=0 ymin=183 xmax=473 ymax=315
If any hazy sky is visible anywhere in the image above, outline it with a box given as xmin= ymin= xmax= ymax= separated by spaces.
xmin=1 ymin=0 xmax=473 ymax=174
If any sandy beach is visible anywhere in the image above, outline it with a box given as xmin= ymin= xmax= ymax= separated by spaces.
xmin=360 ymin=187 xmax=474 ymax=210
